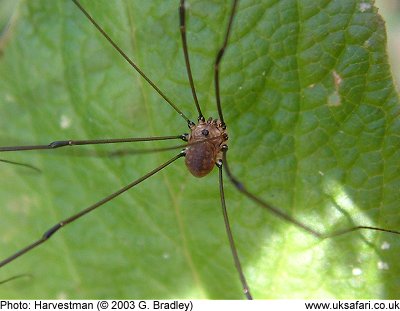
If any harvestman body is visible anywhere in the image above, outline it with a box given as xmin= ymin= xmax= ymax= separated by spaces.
xmin=1 ymin=0 xmax=400 ymax=299
xmin=185 ymin=118 xmax=228 ymax=177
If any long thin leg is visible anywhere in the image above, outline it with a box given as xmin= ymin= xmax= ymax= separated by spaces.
xmin=0 ymin=135 xmax=226 ymax=158
xmin=0 ymin=134 xmax=186 ymax=152
xmin=0 ymin=152 xmax=184 ymax=268
xmin=0 ymin=274 xmax=32 ymax=285
xmin=107 ymin=136 xmax=225 ymax=157
xmin=0 ymin=159 xmax=41 ymax=173
xmin=222 ymin=147 xmax=320 ymax=237
xmin=179 ymin=0 xmax=203 ymax=120
xmin=222 ymin=147 xmax=400 ymax=239
xmin=54 ymin=135 xmax=226 ymax=160
xmin=214 ymin=0 xmax=239 ymax=127
xmin=217 ymin=161 xmax=252 ymax=300
xmin=71 ymin=0 xmax=193 ymax=126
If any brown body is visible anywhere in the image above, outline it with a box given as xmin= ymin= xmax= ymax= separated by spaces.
xmin=185 ymin=118 xmax=228 ymax=177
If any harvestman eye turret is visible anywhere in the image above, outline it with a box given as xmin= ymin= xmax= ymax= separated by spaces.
xmin=1 ymin=0 xmax=400 ymax=300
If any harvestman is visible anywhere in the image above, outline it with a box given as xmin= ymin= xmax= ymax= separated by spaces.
xmin=1 ymin=0 xmax=400 ymax=299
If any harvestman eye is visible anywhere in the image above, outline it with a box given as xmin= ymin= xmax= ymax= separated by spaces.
xmin=0 ymin=0 xmax=399 ymax=299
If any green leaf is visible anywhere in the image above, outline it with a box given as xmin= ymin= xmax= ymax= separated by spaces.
xmin=0 ymin=0 xmax=399 ymax=299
